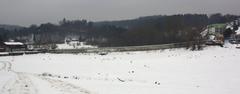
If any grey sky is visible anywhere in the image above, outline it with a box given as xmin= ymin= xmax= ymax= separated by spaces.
xmin=0 ymin=0 xmax=240 ymax=26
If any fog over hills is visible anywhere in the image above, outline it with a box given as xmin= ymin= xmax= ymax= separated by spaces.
xmin=0 ymin=24 xmax=24 ymax=31
xmin=0 ymin=0 xmax=240 ymax=26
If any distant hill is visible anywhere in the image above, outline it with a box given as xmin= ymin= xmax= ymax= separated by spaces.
xmin=95 ymin=15 xmax=164 ymax=28
xmin=95 ymin=14 xmax=240 ymax=29
xmin=0 ymin=24 xmax=24 ymax=31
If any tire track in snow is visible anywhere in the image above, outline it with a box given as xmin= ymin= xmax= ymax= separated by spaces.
xmin=0 ymin=61 xmax=12 ymax=71
xmin=1 ymin=61 xmax=92 ymax=94
xmin=0 ymin=62 xmax=7 ymax=71
xmin=37 ymin=76 xmax=92 ymax=94
xmin=0 ymin=61 xmax=38 ymax=94
xmin=1 ymin=73 xmax=38 ymax=94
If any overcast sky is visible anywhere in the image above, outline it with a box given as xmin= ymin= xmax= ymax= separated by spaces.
xmin=0 ymin=0 xmax=240 ymax=26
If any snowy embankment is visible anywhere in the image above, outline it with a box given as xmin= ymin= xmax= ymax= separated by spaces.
xmin=0 ymin=44 xmax=240 ymax=94
xmin=57 ymin=43 xmax=97 ymax=49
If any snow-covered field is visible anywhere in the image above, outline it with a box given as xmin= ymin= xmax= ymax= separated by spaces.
xmin=0 ymin=44 xmax=240 ymax=94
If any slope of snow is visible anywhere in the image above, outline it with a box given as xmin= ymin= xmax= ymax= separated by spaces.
xmin=57 ymin=43 xmax=97 ymax=49
xmin=0 ymin=44 xmax=240 ymax=94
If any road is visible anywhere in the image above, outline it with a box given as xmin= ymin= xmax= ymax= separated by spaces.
xmin=0 ymin=61 xmax=93 ymax=94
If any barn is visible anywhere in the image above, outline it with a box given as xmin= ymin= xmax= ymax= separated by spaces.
xmin=1 ymin=41 xmax=27 ymax=52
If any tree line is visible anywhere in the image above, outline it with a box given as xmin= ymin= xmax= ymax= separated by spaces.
xmin=0 ymin=13 xmax=239 ymax=47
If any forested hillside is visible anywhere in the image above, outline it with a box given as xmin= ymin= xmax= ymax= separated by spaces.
xmin=0 ymin=13 xmax=239 ymax=47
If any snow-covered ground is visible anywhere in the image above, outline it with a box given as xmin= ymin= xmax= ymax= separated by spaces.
xmin=0 ymin=43 xmax=240 ymax=94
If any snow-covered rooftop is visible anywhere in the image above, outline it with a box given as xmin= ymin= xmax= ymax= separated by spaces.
xmin=226 ymin=25 xmax=233 ymax=30
xmin=236 ymin=27 xmax=240 ymax=35
xmin=4 ymin=42 xmax=24 ymax=45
